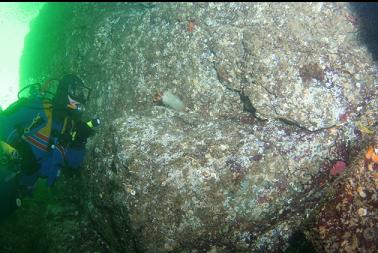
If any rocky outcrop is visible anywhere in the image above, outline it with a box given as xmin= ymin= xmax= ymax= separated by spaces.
xmin=307 ymin=147 xmax=378 ymax=253
xmin=15 ymin=2 xmax=377 ymax=252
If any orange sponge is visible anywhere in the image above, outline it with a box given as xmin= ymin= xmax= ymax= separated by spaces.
xmin=365 ymin=146 xmax=378 ymax=163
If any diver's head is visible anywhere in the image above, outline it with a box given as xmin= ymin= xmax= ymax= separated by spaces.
xmin=54 ymin=74 xmax=91 ymax=113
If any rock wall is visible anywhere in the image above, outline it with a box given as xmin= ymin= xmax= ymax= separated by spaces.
xmin=18 ymin=2 xmax=377 ymax=252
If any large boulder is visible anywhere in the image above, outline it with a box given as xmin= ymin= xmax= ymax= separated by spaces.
xmin=17 ymin=2 xmax=377 ymax=252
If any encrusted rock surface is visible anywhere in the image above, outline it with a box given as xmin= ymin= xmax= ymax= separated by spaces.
xmin=307 ymin=147 xmax=378 ymax=253
xmin=9 ymin=2 xmax=377 ymax=252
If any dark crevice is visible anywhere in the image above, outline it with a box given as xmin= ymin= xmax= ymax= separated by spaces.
xmin=237 ymin=36 xmax=269 ymax=121
xmin=275 ymin=114 xmax=337 ymax=133
xmin=277 ymin=117 xmax=308 ymax=130
xmin=221 ymin=83 xmax=267 ymax=122
xmin=239 ymin=91 xmax=257 ymax=116
xmin=239 ymin=91 xmax=267 ymax=121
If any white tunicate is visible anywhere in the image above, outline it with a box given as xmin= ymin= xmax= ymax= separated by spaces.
xmin=161 ymin=91 xmax=185 ymax=111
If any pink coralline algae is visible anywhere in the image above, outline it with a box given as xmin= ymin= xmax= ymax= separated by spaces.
xmin=330 ymin=161 xmax=347 ymax=176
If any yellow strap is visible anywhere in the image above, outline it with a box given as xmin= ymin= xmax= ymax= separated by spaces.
xmin=24 ymin=113 xmax=42 ymax=134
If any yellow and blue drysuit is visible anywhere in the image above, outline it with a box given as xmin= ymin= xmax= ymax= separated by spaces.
xmin=0 ymin=95 xmax=91 ymax=220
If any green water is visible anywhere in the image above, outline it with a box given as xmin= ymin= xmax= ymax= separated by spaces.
xmin=0 ymin=2 xmax=44 ymax=110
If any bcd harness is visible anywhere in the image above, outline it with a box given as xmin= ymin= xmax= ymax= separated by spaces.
xmin=21 ymin=102 xmax=63 ymax=154
xmin=1 ymin=101 xmax=74 ymax=176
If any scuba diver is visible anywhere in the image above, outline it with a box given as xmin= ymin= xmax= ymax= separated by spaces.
xmin=0 ymin=74 xmax=100 ymax=221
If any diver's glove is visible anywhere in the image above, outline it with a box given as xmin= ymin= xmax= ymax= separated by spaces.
xmin=71 ymin=118 xmax=100 ymax=147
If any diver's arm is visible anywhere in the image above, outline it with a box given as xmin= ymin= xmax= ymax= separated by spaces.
xmin=64 ymin=118 xmax=100 ymax=169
